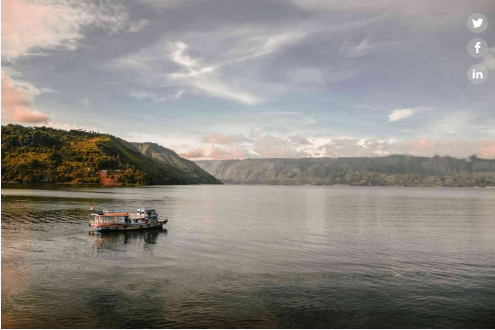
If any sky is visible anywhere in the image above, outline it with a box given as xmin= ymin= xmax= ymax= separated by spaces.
xmin=2 ymin=0 xmax=495 ymax=159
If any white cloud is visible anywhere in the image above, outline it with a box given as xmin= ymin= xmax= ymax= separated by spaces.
xmin=318 ymin=138 xmax=495 ymax=159
xmin=434 ymin=111 xmax=474 ymax=135
xmin=2 ymin=0 xmax=129 ymax=61
xmin=108 ymin=27 xmax=306 ymax=105
xmin=388 ymin=108 xmax=416 ymax=122
xmin=203 ymin=133 xmax=251 ymax=145
xmin=129 ymin=89 xmax=184 ymax=103
xmin=341 ymin=38 xmax=373 ymax=58
xmin=175 ymin=130 xmax=495 ymax=160
xmin=164 ymin=35 xmax=303 ymax=105
xmin=388 ymin=106 xmax=432 ymax=122
xmin=36 ymin=121 xmax=95 ymax=132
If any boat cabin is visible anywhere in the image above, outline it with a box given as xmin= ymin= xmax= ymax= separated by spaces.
xmin=89 ymin=208 xmax=160 ymax=226
xmin=90 ymin=212 xmax=131 ymax=226
xmin=136 ymin=208 xmax=158 ymax=221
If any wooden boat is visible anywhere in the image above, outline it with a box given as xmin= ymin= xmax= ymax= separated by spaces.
xmin=89 ymin=207 xmax=168 ymax=232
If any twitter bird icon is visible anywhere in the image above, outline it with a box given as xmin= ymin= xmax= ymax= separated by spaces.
xmin=472 ymin=18 xmax=483 ymax=28
xmin=468 ymin=13 xmax=487 ymax=32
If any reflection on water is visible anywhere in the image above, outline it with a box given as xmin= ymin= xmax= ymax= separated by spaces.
xmin=90 ymin=229 xmax=167 ymax=250
xmin=2 ymin=185 xmax=495 ymax=328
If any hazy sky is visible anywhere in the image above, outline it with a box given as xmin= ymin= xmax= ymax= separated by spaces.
xmin=2 ymin=0 xmax=495 ymax=159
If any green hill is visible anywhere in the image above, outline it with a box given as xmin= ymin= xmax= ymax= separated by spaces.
xmin=196 ymin=156 xmax=495 ymax=187
xmin=1 ymin=124 xmax=221 ymax=185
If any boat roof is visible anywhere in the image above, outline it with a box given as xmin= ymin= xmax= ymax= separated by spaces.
xmin=137 ymin=207 xmax=155 ymax=211
xmin=94 ymin=212 xmax=129 ymax=216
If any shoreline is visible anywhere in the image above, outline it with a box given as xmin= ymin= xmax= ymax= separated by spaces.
xmin=2 ymin=182 xmax=494 ymax=189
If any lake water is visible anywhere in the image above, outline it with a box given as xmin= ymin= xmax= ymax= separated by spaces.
xmin=2 ymin=185 xmax=495 ymax=328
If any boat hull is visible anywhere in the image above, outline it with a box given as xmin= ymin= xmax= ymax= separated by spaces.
xmin=95 ymin=222 xmax=166 ymax=232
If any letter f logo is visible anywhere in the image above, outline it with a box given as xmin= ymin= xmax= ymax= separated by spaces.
xmin=475 ymin=42 xmax=481 ymax=54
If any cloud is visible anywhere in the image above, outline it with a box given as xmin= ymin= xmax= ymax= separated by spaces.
xmin=129 ymin=89 xmax=184 ymax=103
xmin=177 ymin=129 xmax=495 ymax=160
xmin=388 ymin=106 xmax=432 ymax=122
xmin=318 ymin=137 xmax=495 ymax=159
xmin=1 ymin=68 xmax=45 ymax=98
xmin=105 ymin=6 xmax=411 ymax=108
xmin=340 ymin=38 xmax=373 ymax=58
xmin=109 ymin=26 xmax=305 ymax=105
xmin=339 ymin=37 xmax=403 ymax=58
xmin=319 ymin=138 xmax=388 ymax=157
xmin=252 ymin=135 xmax=310 ymax=158
xmin=127 ymin=19 xmax=150 ymax=33
xmin=35 ymin=121 xmax=95 ymax=132
xmin=289 ymin=135 xmax=313 ymax=145
xmin=2 ymin=0 xmax=128 ymax=61
xmin=180 ymin=132 xmax=310 ymax=159
xmin=291 ymin=0 xmax=476 ymax=25
xmin=479 ymin=143 xmax=495 ymax=158
xmin=3 ymin=0 xmax=493 ymax=158
xmin=203 ymin=133 xmax=251 ymax=145
xmin=137 ymin=0 xmax=185 ymax=10
xmin=481 ymin=47 xmax=495 ymax=70
xmin=433 ymin=111 xmax=474 ymax=135
xmin=180 ymin=145 xmax=252 ymax=160
xmin=1 ymin=71 xmax=49 ymax=123
xmin=165 ymin=39 xmax=276 ymax=105
xmin=388 ymin=109 xmax=416 ymax=122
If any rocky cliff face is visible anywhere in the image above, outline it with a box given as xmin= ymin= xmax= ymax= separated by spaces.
xmin=131 ymin=142 xmax=222 ymax=184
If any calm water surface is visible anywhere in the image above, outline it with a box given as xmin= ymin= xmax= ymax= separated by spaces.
xmin=2 ymin=185 xmax=495 ymax=328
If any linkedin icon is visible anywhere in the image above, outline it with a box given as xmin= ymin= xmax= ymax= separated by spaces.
xmin=467 ymin=64 xmax=488 ymax=84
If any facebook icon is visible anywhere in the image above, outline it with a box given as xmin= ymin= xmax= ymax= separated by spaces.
xmin=468 ymin=38 xmax=487 ymax=58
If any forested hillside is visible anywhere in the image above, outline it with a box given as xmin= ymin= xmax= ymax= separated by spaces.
xmin=1 ymin=125 xmax=221 ymax=185
xmin=196 ymin=156 xmax=495 ymax=187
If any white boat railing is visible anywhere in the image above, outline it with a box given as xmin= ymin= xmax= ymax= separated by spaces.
xmin=90 ymin=208 xmax=161 ymax=226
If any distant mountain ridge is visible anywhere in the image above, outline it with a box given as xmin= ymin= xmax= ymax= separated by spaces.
xmin=1 ymin=125 xmax=221 ymax=185
xmin=196 ymin=156 xmax=495 ymax=187
xmin=130 ymin=142 xmax=220 ymax=184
